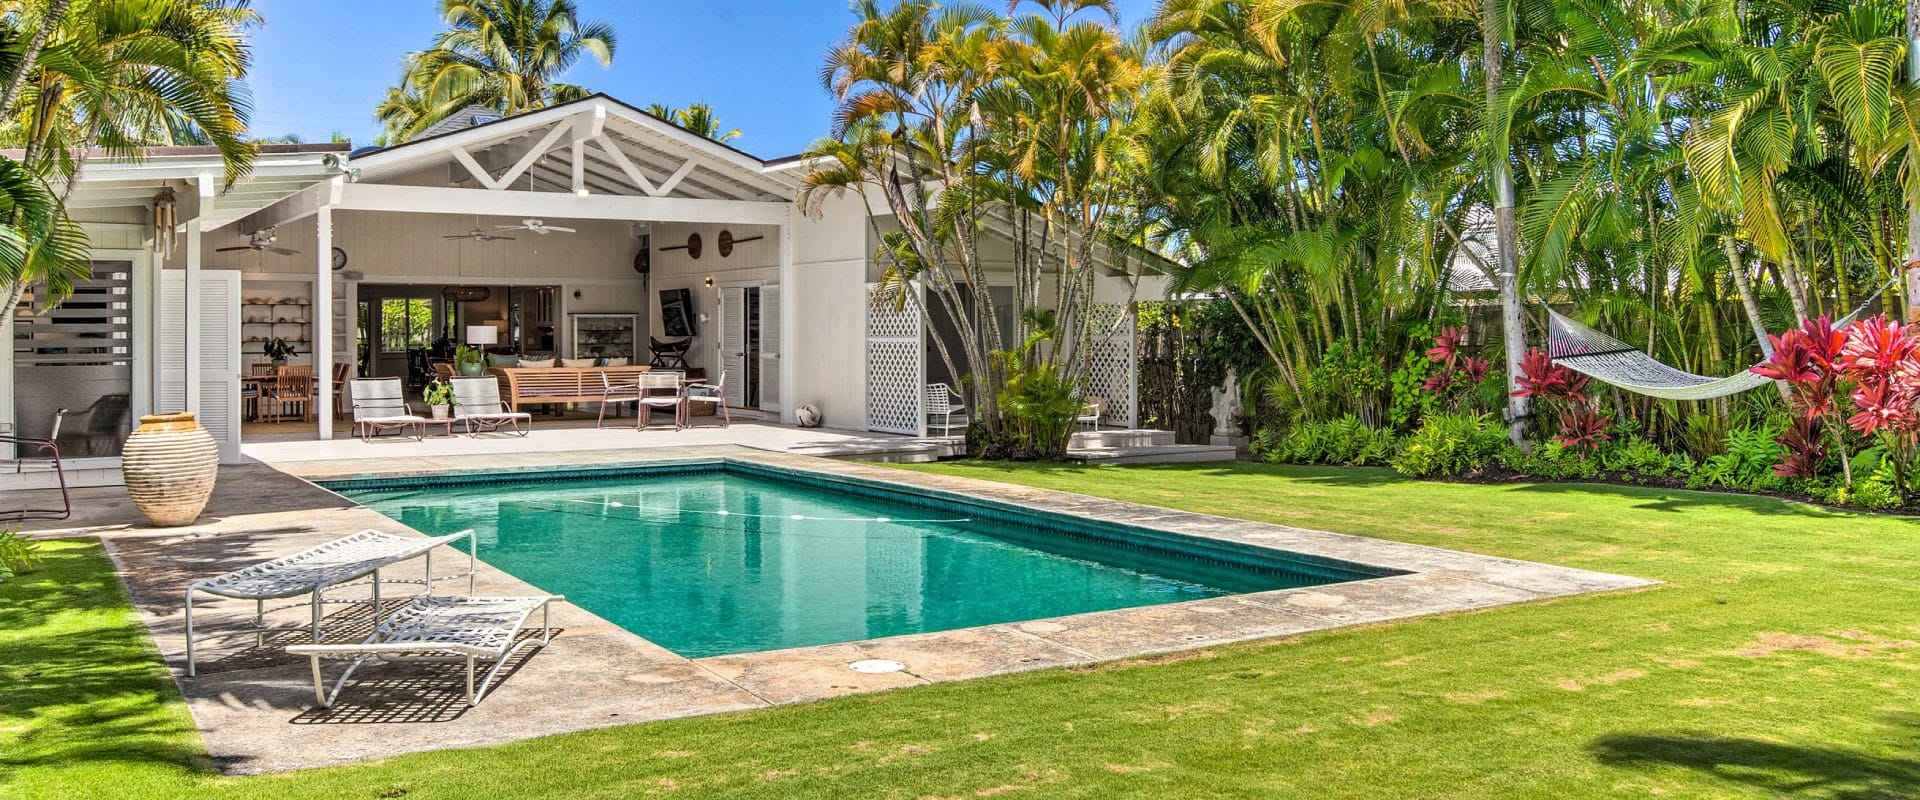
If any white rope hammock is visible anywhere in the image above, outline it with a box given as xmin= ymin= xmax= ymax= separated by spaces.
xmin=1544 ymin=283 xmax=1889 ymax=402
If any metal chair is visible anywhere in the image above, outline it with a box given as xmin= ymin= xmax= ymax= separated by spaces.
xmin=925 ymin=383 xmax=967 ymax=435
xmin=0 ymin=409 xmax=70 ymax=522
xmin=682 ymin=372 xmax=730 ymax=428
xmin=636 ymin=371 xmax=685 ymax=429
xmin=349 ymin=377 xmax=426 ymax=441
xmin=597 ymin=371 xmax=641 ymax=428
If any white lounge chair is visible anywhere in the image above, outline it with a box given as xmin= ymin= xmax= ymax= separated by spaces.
xmin=349 ymin=377 xmax=425 ymax=441
xmin=450 ymin=376 xmax=531 ymax=436
xmin=184 ymin=529 xmax=476 ymax=676
xmin=926 ymin=383 xmax=966 ymax=435
xmin=286 ymin=594 xmax=563 ymax=707
xmin=596 ymin=371 xmax=640 ymax=428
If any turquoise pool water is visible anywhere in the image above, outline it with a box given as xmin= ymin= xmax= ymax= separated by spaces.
xmin=333 ymin=464 xmax=1378 ymax=658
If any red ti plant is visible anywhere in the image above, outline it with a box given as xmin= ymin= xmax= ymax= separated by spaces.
xmin=1834 ymin=316 xmax=1920 ymax=497
xmin=1752 ymin=315 xmax=1850 ymax=484
xmin=1512 ymin=347 xmax=1607 ymax=453
xmin=1421 ymin=326 xmax=1494 ymax=410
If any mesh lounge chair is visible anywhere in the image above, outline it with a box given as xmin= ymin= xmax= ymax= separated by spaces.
xmin=349 ymin=377 xmax=425 ymax=441
xmin=450 ymin=376 xmax=531 ymax=436
xmin=636 ymin=371 xmax=684 ymax=429
xmin=926 ymin=383 xmax=966 ymax=435
xmin=286 ymin=595 xmax=563 ymax=708
xmin=682 ymin=372 xmax=730 ymax=428
xmin=184 ymin=529 xmax=475 ymax=677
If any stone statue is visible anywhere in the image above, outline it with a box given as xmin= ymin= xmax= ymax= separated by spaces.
xmin=1209 ymin=369 xmax=1242 ymax=438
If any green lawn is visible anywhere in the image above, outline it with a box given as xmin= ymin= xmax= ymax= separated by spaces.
xmin=7 ymin=462 xmax=1920 ymax=799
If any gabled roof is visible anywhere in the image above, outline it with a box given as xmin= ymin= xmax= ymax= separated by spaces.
xmin=348 ymin=94 xmax=798 ymax=203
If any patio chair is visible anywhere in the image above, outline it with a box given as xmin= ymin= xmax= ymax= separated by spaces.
xmin=682 ymin=372 xmax=730 ymax=428
xmin=596 ymin=371 xmax=640 ymax=428
xmin=0 ymin=409 xmax=70 ymax=522
xmin=649 ymin=336 xmax=691 ymax=370
xmin=636 ymin=371 xmax=685 ymax=429
xmin=184 ymin=529 xmax=476 ymax=677
xmin=349 ymin=377 xmax=426 ymax=441
xmin=450 ymin=376 xmax=531 ymax=437
xmin=1077 ymin=396 xmax=1105 ymax=430
xmin=265 ymin=371 xmax=313 ymax=423
xmin=286 ymin=594 xmax=563 ymax=708
xmin=925 ymin=383 xmax=967 ymax=435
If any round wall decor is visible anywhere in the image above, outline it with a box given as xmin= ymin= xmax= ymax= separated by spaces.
xmin=686 ymin=232 xmax=702 ymax=259
xmin=718 ymin=229 xmax=734 ymax=257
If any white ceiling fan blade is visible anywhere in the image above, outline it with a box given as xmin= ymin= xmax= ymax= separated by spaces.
xmin=494 ymin=224 xmax=523 ymax=230
xmin=544 ymin=226 xmax=576 ymax=233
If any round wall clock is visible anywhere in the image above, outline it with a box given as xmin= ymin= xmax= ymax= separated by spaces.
xmin=330 ymin=247 xmax=348 ymax=271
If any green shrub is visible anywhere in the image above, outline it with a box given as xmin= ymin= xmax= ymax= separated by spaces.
xmin=1600 ymin=436 xmax=1693 ymax=480
xmin=1687 ymin=422 xmax=1786 ymax=492
xmin=1269 ymin=416 xmax=1399 ymax=466
xmin=1509 ymin=441 xmax=1600 ymax=480
xmin=0 ymin=527 xmax=41 ymax=583
xmin=1391 ymin=413 xmax=1507 ymax=478
xmin=1827 ymin=477 xmax=1901 ymax=510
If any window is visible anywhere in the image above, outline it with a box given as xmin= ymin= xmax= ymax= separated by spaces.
xmin=379 ymin=298 xmax=434 ymax=350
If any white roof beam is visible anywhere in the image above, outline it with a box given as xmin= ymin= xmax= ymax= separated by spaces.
xmin=333 ymin=183 xmax=791 ymax=226
xmin=451 ymin=121 xmax=572 ymax=191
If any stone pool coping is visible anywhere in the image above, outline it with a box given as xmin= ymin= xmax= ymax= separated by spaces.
xmin=99 ymin=446 xmax=1654 ymax=773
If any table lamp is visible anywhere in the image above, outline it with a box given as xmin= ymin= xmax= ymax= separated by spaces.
xmin=465 ymin=325 xmax=498 ymax=347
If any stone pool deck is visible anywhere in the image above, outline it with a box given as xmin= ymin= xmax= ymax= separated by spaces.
xmin=27 ymin=447 xmax=1656 ymax=773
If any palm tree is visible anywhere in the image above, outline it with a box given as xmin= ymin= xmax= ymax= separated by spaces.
xmin=380 ymin=0 xmax=615 ymax=142
xmin=642 ymin=103 xmax=741 ymax=143
xmin=0 ymin=0 xmax=259 ymax=324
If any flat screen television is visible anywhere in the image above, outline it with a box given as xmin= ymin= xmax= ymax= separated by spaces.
xmin=659 ymin=288 xmax=696 ymax=338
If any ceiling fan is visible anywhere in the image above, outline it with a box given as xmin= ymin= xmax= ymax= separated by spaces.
xmin=216 ymin=227 xmax=299 ymax=256
xmin=496 ymin=218 xmax=576 ymax=235
xmin=444 ymin=227 xmax=515 ymax=242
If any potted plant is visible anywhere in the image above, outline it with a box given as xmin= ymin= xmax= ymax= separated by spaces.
xmin=454 ymin=344 xmax=487 ymax=376
xmin=424 ymin=380 xmax=453 ymax=419
xmin=263 ymin=337 xmax=296 ymax=366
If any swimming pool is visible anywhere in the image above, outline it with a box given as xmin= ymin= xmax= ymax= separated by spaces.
xmin=330 ymin=462 xmax=1388 ymax=658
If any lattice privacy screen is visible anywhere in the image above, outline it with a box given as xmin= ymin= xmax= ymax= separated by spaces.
xmin=1082 ymin=302 xmax=1138 ymax=428
xmin=865 ymin=285 xmax=925 ymax=435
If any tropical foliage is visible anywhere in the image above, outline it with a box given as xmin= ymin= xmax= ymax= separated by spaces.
xmin=802 ymin=0 xmax=1156 ymax=457
xmin=376 ymin=0 xmax=615 ymax=143
xmin=0 ymin=0 xmax=261 ymax=324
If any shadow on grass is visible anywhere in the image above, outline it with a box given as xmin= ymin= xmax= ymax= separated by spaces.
xmin=1591 ymin=725 xmax=1920 ymax=798
xmin=1503 ymin=481 xmax=1860 ymax=519
xmin=0 ymin=542 xmax=215 ymax=788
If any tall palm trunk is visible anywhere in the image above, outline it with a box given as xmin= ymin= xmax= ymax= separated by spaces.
xmin=1723 ymin=236 xmax=1792 ymax=402
xmin=1482 ymin=0 xmax=1528 ymax=444
xmin=1907 ymin=0 xmax=1920 ymax=320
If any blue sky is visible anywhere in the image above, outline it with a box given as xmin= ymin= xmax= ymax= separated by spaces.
xmin=247 ymin=0 xmax=1160 ymax=159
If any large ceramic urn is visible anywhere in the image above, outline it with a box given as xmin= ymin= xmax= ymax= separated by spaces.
xmin=122 ymin=412 xmax=220 ymax=527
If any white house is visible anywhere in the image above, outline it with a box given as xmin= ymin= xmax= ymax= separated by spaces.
xmin=3 ymin=94 xmax=1164 ymax=484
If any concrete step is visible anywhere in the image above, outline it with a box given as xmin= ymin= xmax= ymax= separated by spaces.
xmin=1069 ymin=428 xmax=1176 ymax=450
xmin=1067 ymin=444 xmax=1239 ymax=465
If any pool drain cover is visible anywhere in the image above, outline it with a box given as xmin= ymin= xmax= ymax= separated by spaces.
xmin=848 ymin=659 xmax=906 ymax=674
